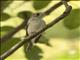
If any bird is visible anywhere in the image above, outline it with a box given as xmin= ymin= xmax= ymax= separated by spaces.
xmin=25 ymin=12 xmax=46 ymax=51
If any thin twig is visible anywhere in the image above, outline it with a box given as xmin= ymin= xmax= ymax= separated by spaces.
xmin=0 ymin=0 xmax=70 ymax=43
xmin=0 ymin=19 xmax=28 ymax=43
xmin=44 ymin=0 xmax=69 ymax=15
xmin=62 ymin=0 xmax=69 ymax=8
xmin=0 ymin=1 xmax=72 ymax=59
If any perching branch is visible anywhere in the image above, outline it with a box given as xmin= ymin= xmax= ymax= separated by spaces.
xmin=0 ymin=0 xmax=72 ymax=59
xmin=0 ymin=0 xmax=70 ymax=43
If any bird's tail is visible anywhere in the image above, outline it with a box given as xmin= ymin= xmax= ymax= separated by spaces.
xmin=26 ymin=34 xmax=41 ymax=52
xmin=26 ymin=41 xmax=33 ymax=52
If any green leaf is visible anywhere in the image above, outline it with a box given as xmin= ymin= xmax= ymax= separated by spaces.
xmin=33 ymin=0 xmax=51 ymax=10
xmin=0 ymin=38 xmax=20 ymax=55
xmin=24 ymin=45 xmax=43 ymax=60
xmin=0 ymin=26 xmax=14 ymax=32
xmin=0 ymin=26 xmax=14 ymax=37
xmin=1 ymin=13 xmax=11 ymax=21
xmin=1 ymin=1 xmax=13 ymax=11
xmin=17 ymin=11 xmax=32 ymax=20
xmin=63 ymin=9 xmax=80 ymax=29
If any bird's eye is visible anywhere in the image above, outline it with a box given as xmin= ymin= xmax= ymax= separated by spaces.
xmin=36 ymin=13 xmax=40 ymax=16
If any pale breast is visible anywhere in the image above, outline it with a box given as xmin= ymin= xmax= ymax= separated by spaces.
xmin=27 ymin=19 xmax=46 ymax=35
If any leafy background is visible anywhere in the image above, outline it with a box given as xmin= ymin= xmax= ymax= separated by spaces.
xmin=0 ymin=1 xmax=80 ymax=60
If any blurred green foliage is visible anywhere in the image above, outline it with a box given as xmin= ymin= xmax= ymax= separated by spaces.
xmin=1 ymin=1 xmax=13 ymax=11
xmin=1 ymin=13 xmax=11 ymax=21
xmin=0 ymin=1 xmax=80 ymax=60
xmin=24 ymin=45 xmax=43 ymax=60
xmin=0 ymin=38 xmax=20 ymax=55
xmin=0 ymin=26 xmax=14 ymax=37
xmin=1 ymin=1 xmax=12 ymax=21
xmin=33 ymin=0 xmax=51 ymax=10
xmin=63 ymin=9 xmax=80 ymax=29
xmin=17 ymin=11 xmax=32 ymax=20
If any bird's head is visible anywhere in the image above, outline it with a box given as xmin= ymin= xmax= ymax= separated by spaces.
xmin=31 ymin=12 xmax=45 ymax=18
